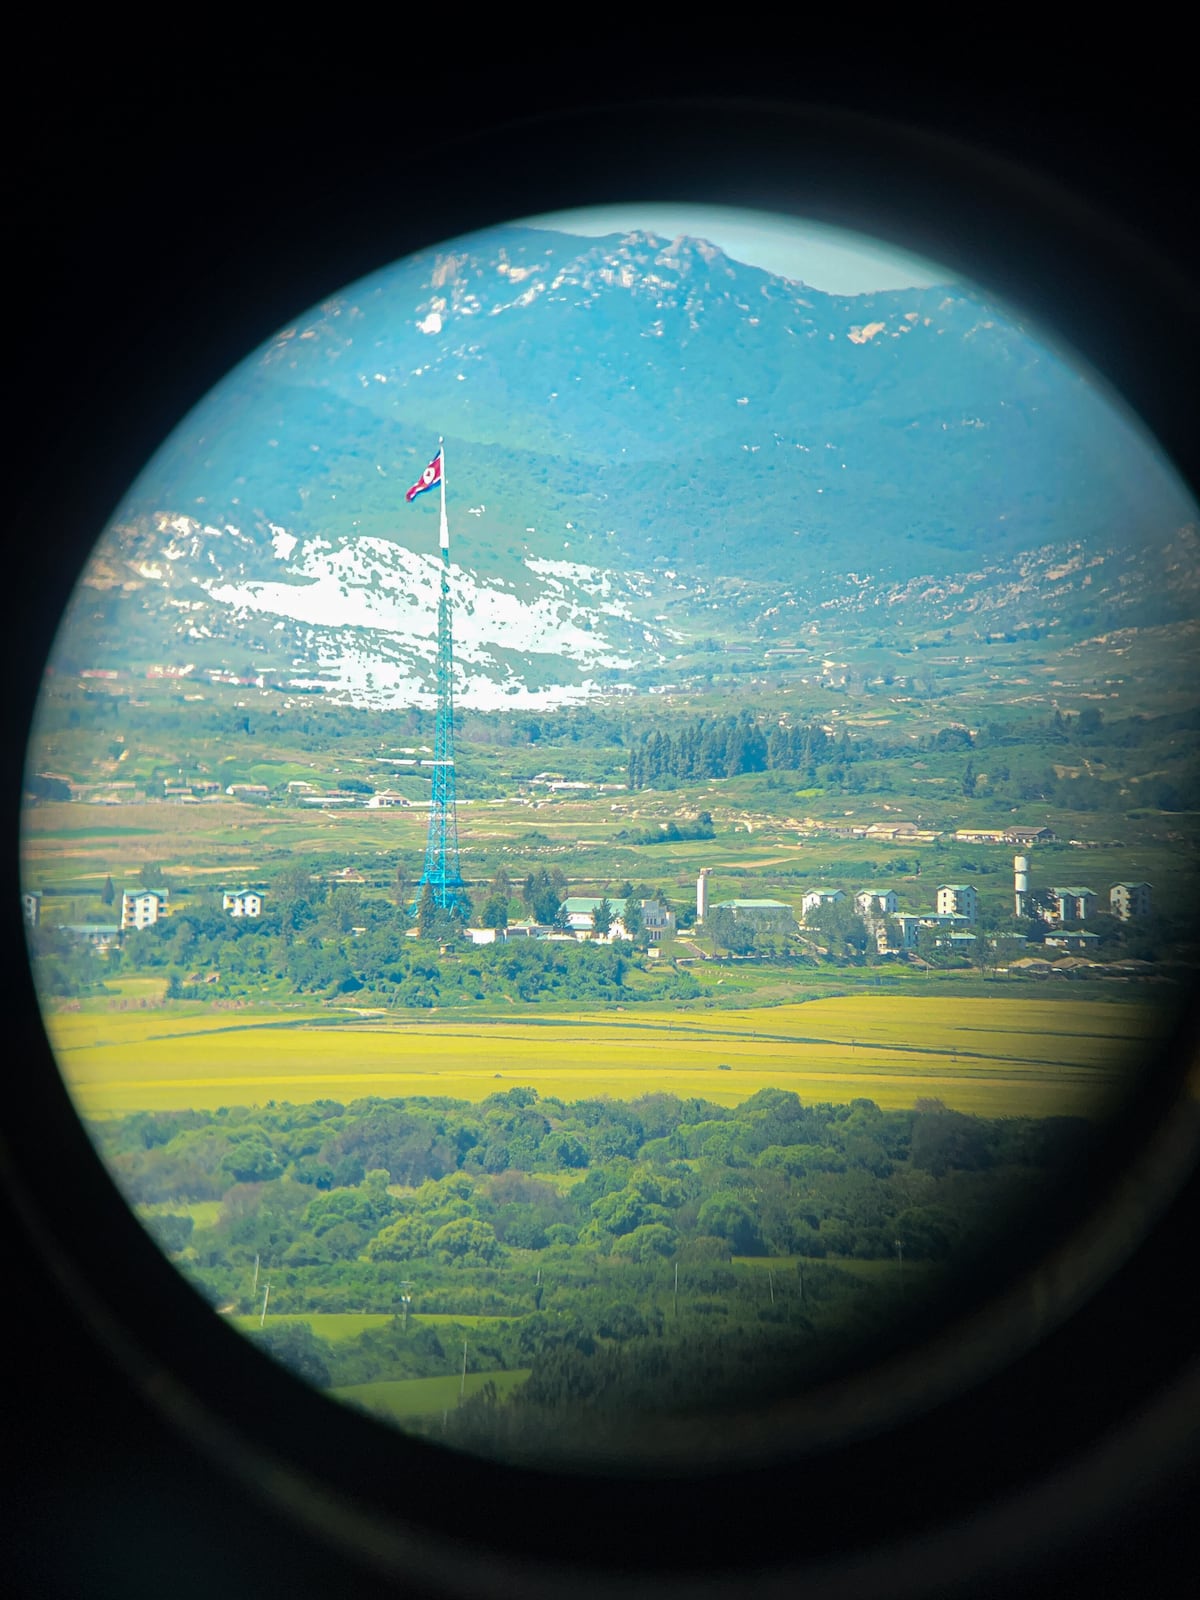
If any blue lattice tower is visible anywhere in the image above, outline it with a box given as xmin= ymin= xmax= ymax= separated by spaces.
xmin=414 ymin=441 xmax=470 ymax=917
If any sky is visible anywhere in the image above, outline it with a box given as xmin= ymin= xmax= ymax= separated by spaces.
xmin=520 ymin=204 xmax=954 ymax=295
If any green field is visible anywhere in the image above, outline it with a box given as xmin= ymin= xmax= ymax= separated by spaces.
xmin=139 ymin=1198 xmax=223 ymax=1228
xmin=46 ymin=994 xmax=1159 ymax=1119
xmin=331 ymin=1369 xmax=530 ymax=1420
xmin=228 ymin=1313 xmax=518 ymax=1340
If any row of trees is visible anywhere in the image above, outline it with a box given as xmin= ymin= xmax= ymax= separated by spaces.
xmin=95 ymin=1085 xmax=1092 ymax=1454
xmin=626 ymin=713 xmax=831 ymax=789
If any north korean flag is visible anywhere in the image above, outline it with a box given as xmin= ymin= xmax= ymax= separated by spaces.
xmin=406 ymin=451 xmax=442 ymax=502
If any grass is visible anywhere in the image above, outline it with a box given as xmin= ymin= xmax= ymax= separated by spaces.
xmin=331 ymin=1369 xmax=530 ymax=1419
xmin=228 ymin=1312 xmax=518 ymax=1340
xmin=45 ymin=995 xmax=1161 ymax=1119
xmin=139 ymin=1199 xmax=223 ymax=1228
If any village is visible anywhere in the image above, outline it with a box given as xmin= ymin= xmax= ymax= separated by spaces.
xmin=21 ymin=838 xmax=1154 ymax=980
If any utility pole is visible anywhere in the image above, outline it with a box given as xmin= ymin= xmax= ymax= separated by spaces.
xmin=252 ymin=1253 xmax=259 ymax=1296
xmin=797 ymin=1257 xmax=804 ymax=1304
xmin=400 ymin=1281 xmax=414 ymax=1333
xmin=460 ymin=1339 xmax=468 ymax=1403
xmin=673 ymin=1261 xmax=679 ymax=1319
xmin=895 ymin=1238 xmax=904 ymax=1294
xmin=259 ymin=1282 xmax=271 ymax=1327
xmin=768 ymin=1269 xmax=775 ymax=1306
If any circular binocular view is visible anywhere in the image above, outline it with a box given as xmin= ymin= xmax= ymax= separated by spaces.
xmin=19 ymin=202 xmax=1199 ymax=1470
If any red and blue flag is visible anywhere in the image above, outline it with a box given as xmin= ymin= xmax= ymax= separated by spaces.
xmin=406 ymin=451 xmax=443 ymax=503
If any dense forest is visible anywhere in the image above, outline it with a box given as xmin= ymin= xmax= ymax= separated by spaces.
xmin=93 ymin=1087 xmax=1093 ymax=1461
xmin=622 ymin=705 xmax=1200 ymax=809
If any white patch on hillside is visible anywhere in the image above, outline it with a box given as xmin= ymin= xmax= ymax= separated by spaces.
xmin=270 ymin=525 xmax=298 ymax=560
xmin=200 ymin=535 xmax=643 ymax=708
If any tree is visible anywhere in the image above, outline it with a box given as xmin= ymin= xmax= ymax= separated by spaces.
xmin=480 ymin=895 xmax=510 ymax=931
xmin=970 ymin=929 xmax=997 ymax=977
xmin=622 ymin=896 xmax=644 ymax=945
xmin=911 ymin=1108 xmax=991 ymax=1176
xmin=696 ymin=1194 xmax=764 ymax=1255
xmin=144 ymin=1213 xmax=193 ymax=1255
xmin=710 ymin=904 xmax=756 ymax=955
xmin=429 ymin=1217 xmax=502 ymax=1266
xmin=416 ymin=882 xmax=436 ymax=939
xmin=962 ymin=758 xmax=977 ymax=798
xmin=552 ymin=901 xmax=572 ymax=934
xmin=593 ymin=897 xmax=613 ymax=938
xmin=596 ymin=1302 xmax=650 ymax=1340
xmin=250 ymin=1322 xmax=333 ymax=1389
xmin=26 ymin=773 xmax=72 ymax=801
xmin=101 ymin=875 xmax=115 ymax=907
xmin=808 ymin=899 xmax=869 ymax=958
xmin=610 ymin=1223 xmax=677 ymax=1261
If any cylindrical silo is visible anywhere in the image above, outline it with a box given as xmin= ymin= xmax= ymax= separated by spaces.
xmin=697 ymin=868 xmax=711 ymax=925
xmin=1014 ymin=855 xmax=1029 ymax=918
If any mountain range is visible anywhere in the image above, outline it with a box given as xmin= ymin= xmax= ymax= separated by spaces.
xmin=53 ymin=225 xmax=1196 ymax=706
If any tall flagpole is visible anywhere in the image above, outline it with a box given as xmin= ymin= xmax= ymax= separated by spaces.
xmin=439 ymin=435 xmax=449 ymax=552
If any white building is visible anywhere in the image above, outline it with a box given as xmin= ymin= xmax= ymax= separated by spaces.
xmin=561 ymin=897 xmax=630 ymax=941
xmin=121 ymin=889 xmax=168 ymax=930
xmin=223 ymin=889 xmax=263 ymax=918
xmin=716 ymin=899 xmax=798 ymax=938
xmin=464 ymin=927 xmax=500 ymax=945
xmin=864 ymin=820 xmax=919 ymax=839
xmin=640 ymin=899 xmax=676 ymax=943
xmin=62 ymin=923 xmax=120 ymax=950
xmin=892 ymin=913 xmax=922 ymax=950
xmin=365 ymin=790 xmax=413 ymax=809
xmin=21 ymin=891 xmax=42 ymax=930
xmin=802 ymin=888 xmax=846 ymax=918
xmin=920 ymin=912 xmax=972 ymax=933
xmin=855 ymin=889 xmax=898 ymax=918
xmin=1110 ymin=882 xmax=1152 ymax=921
xmin=1049 ymin=887 xmax=1097 ymax=924
xmin=935 ymin=884 xmax=978 ymax=924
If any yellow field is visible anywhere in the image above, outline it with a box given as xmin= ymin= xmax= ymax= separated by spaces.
xmin=42 ymin=995 xmax=1162 ymax=1119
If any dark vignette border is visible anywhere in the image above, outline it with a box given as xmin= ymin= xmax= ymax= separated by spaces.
xmin=3 ymin=62 xmax=1200 ymax=1600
